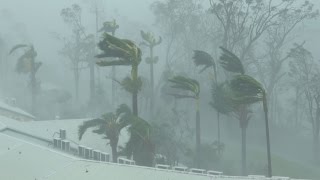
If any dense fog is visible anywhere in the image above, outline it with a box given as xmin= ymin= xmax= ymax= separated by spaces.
xmin=1 ymin=0 xmax=320 ymax=179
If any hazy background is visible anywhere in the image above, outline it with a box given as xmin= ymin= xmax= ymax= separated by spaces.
xmin=1 ymin=0 xmax=320 ymax=178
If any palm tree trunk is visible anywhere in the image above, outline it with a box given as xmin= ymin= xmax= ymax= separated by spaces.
xmin=241 ymin=126 xmax=247 ymax=176
xmin=30 ymin=62 xmax=36 ymax=117
xmin=195 ymin=98 xmax=201 ymax=168
xmin=217 ymin=112 xmax=221 ymax=154
xmin=314 ymin=101 xmax=320 ymax=164
xmin=263 ymin=92 xmax=272 ymax=177
xmin=150 ymin=47 xmax=154 ymax=118
xmin=89 ymin=60 xmax=95 ymax=102
xmin=132 ymin=65 xmax=139 ymax=116
xmin=112 ymin=66 xmax=116 ymax=107
xmin=111 ymin=138 xmax=119 ymax=163
xmin=74 ymin=65 xmax=80 ymax=102
xmin=111 ymin=31 xmax=117 ymax=108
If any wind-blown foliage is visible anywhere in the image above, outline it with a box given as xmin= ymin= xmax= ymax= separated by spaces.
xmin=219 ymin=47 xmax=245 ymax=74
xmin=99 ymin=19 xmax=119 ymax=34
xmin=96 ymin=32 xmax=142 ymax=115
xmin=78 ymin=104 xmax=152 ymax=164
xmin=210 ymin=82 xmax=234 ymax=115
xmin=230 ymin=75 xmax=264 ymax=105
xmin=140 ymin=30 xmax=162 ymax=48
xmin=96 ymin=33 xmax=141 ymax=66
xmin=168 ymin=75 xmax=200 ymax=98
xmin=193 ymin=50 xmax=216 ymax=73
xmin=168 ymin=75 xmax=201 ymax=167
xmin=9 ymin=44 xmax=42 ymax=116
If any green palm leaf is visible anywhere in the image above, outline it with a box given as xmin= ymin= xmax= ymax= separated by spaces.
xmin=168 ymin=75 xmax=200 ymax=97
xmin=229 ymin=75 xmax=264 ymax=105
xmin=9 ymin=44 xmax=28 ymax=55
xmin=78 ymin=118 xmax=107 ymax=140
xmin=211 ymin=82 xmax=234 ymax=114
xmin=193 ymin=50 xmax=215 ymax=73
xmin=96 ymin=59 xmax=132 ymax=66
xmin=219 ymin=47 xmax=245 ymax=74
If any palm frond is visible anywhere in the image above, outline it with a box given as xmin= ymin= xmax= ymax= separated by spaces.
xmin=168 ymin=76 xmax=200 ymax=97
xmin=229 ymin=75 xmax=264 ymax=105
xmin=193 ymin=50 xmax=215 ymax=73
xmin=210 ymin=82 xmax=234 ymax=114
xmin=78 ymin=118 xmax=106 ymax=140
xmin=121 ymin=76 xmax=143 ymax=94
xmin=219 ymin=47 xmax=245 ymax=74
xmin=96 ymin=59 xmax=131 ymax=66
xmin=9 ymin=44 xmax=28 ymax=55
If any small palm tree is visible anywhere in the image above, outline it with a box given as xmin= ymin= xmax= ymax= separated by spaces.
xmin=168 ymin=75 xmax=201 ymax=168
xmin=96 ymin=33 xmax=142 ymax=116
xmin=9 ymin=44 xmax=42 ymax=116
xmin=140 ymin=30 xmax=162 ymax=117
xmin=78 ymin=104 xmax=132 ymax=162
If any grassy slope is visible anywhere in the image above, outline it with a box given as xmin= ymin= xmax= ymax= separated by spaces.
xmin=220 ymin=143 xmax=320 ymax=179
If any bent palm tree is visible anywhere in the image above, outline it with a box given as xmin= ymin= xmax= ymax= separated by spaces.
xmin=168 ymin=76 xmax=201 ymax=168
xmin=9 ymin=44 xmax=42 ymax=116
xmin=78 ymin=104 xmax=132 ymax=162
xmin=140 ymin=30 xmax=162 ymax=117
xmin=96 ymin=33 xmax=142 ymax=115
xmin=219 ymin=46 xmax=272 ymax=177
xmin=99 ymin=20 xmax=120 ymax=107
xmin=192 ymin=50 xmax=224 ymax=154
xmin=229 ymin=74 xmax=271 ymax=177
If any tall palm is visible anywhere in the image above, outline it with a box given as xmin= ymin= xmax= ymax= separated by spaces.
xmin=96 ymin=33 xmax=142 ymax=116
xmin=219 ymin=47 xmax=272 ymax=177
xmin=78 ymin=104 xmax=136 ymax=162
xmin=230 ymin=74 xmax=271 ymax=177
xmin=9 ymin=44 xmax=42 ymax=116
xmin=99 ymin=20 xmax=119 ymax=107
xmin=140 ymin=30 xmax=162 ymax=117
xmin=192 ymin=50 xmax=224 ymax=154
xmin=168 ymin=75 xmax=201 ymax=168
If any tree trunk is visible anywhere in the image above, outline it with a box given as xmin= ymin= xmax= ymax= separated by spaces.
xmin=74 ymin=65 xmax=80 ymax=102
xmin=314 ymin=101 xmax=320 ymax=164
xmin=111 ymin=138 xmax=119 ymax=163
xmin=263 ymin=93 xmax=272 ymax=177
xmin=217 ymin=112 xmax=221 ymax=155
xmin=132 ymin=65 xmax=139 ymax=116
xmin=150 ymin=47 xmax=154 ymax=118
xmin=30 ymin=62 xmax=36 ymax=117
xmin=89 ymin=60 xmax=95 ymax=102
xmin=313 ymin=133 xmax=319 ymax=164
xmin=195 ymin=98 xmax=201 ymax=168
xmin=111 ymin=31 xmax=117 ymax=108
xmin=112 ymin=66 xmax=116 ymax=107
xmin=241 ymin=126 xmax=247 ymax=176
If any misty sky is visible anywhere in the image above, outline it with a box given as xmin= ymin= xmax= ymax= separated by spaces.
xmin=1 ymin=0 xmax=320 ymax=99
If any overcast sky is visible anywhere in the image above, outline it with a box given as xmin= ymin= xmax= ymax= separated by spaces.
xmin=1 ymin=0 xmax=320 ymax=100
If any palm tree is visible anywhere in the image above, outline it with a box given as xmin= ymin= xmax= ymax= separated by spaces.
xmin=168 ymin=75 xmax=201 ymax=168
xmin=123 ymin=115 xmax=154 ymax=166
xmin=140 ymin=30 xmax=162 ymax=117
xmin=9 ymin=44 xmax=42 ymax=116
xmin=99 ymin=20 xmax=120 ymax=107
xmin=96 ymin=33 xmax=142 ymax=116
xmin=78 ymin=104 xmax=135 ymax=162
xmin=219 ymin=47 xmax=272 ymax=177
xmin=192 ymin=50 xmax=224 ymax=154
